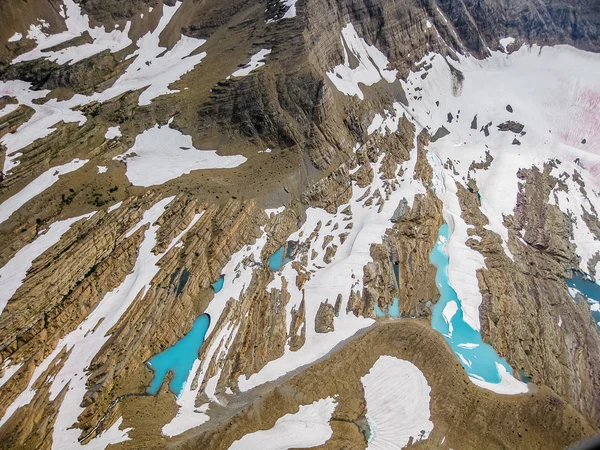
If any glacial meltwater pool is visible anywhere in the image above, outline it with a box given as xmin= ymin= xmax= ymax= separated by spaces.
xmin=375 ymin=297 xmax=400 ymax=318
xmin=147 ymin=314 xmax=210 ymax=396
xmin=566 ymin=272 xmax=600 ymax=328
xmin=430 ymin=224 xmax=517 ymax=385
xmin=212 ymin=275 xmax=225 ymax=293
xmin=268 ymin=244 xmax=295 ymax=271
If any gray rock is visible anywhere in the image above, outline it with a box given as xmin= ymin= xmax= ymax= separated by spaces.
xmin=391 ymin=198 xmax=409 ymax=223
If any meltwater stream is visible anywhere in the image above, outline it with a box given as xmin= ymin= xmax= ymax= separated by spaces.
xmin=430 ymin=224 xmax=518 ymax=385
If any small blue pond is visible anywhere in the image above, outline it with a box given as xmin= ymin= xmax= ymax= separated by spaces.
xmin=566 ymin=272 xmax=600 ymax=328
xmin=268 ymin=244 xmax=294 ymax=271
xmin=147 ymin=314 xmax=211 ymax=396
xmin=375 ymin=297 xmax=400 ymax=318
xmin=430 ymin=224 xmax=516 ymax=384
xmin=212 ymin=275 xmax=225 ymax=293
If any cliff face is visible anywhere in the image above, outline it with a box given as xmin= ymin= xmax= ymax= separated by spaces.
xmin=0 ymin=0 xmax=600 ymax=448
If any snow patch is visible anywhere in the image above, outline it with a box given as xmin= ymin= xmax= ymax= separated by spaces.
xmin=231 ymin=49 xmax=272 ymax=77
xmin=499 ymin=37 xmax=515 ymax=52
xmin=326 ymin=23 xmax=397 ymax=100
xmin=362 ymin=356 xmax=434 ymax=449
xmin=104 ymin=126 xmax=121 ymax=139
xmin=8 ymin=32 xmax=22 ymax=42
xmin=0 ymin=159 xmax=87 ymax=224
xmin=0 ymin=198 xmax=202 ymax=450
xmin=113 ymin=122 xmax=246 ymax=187
xmin=14 ymin=0 xmax=132 ymax=66
xmin=228 ymin=397 xmax=336 ymax=450
xmin=1 ymin=2 xmax=207 ymax=173
xmin=0 ymin=211 xmax=94 ymax=315
xmin=470 ymin=363 xmax=529 ymax=395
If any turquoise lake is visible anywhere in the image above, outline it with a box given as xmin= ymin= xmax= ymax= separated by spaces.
xmin=566 ymin=272 xmax=600 ymax=328
xmin=375 ymin=297 xmax=400 ymax=318
xmin=147 ymin=314 xmax=211 ymax=396
xmin=212 ymin=275 xmax=225 ymax=293
xmin=268 ymin=244 xmax=294 ymax=271
xmin=430 ymin=224 xmax=516 ymax=384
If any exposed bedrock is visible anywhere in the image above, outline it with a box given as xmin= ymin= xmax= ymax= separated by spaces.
xmin=455 ymin=165 xmax=600 ymax=424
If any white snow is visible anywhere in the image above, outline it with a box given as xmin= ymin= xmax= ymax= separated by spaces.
xmin=107 ymin=201 xmax=123 ymax=213
xmin=0 ymin=211 xmax=94 ymax=315
xmin=0 ymin=159 xmax=87 ymax=224
xmin=231 ymin=49 xmax=272 ymax=77
xmin=0 ymin=361 xmax=24 ymax=389
xmin=165 ymin=133 xmax=427 ymax=434
xmin=97 ymin=165 xmax=108 ymax=174
xmin=8 ymin=32 xmax=22 ymax=42
xmin=457 ymin=343 xmax=479 ymax=349
xmin=470 ymin=363 xmax=529 ymax=395
xmin=362 ymin=356 xmax=434 ymax=449
xmin=104 ymin=126 xmax=121 ymax=139
xmin=499 ymin=37 xmax=515 ymax=52
xmin=442 ymin=300 xmax=458 ymax=324
xmin=266 ymin=0 xmax=298 ymax=23
xmin=265 ymin=206 xmax=285 ymax=216
xmin=14 ymin=0 xmax=132 ymax=66
xmin=162 ymin=229 xmax=272 ymax=436
xmin=1 ymin=2 xmax=207 ymax=173
xmin=442 ymin=300 xmax=458 ymax=336
xmin=326 ymin=23 xmax=397 ymax=100
xmin=401 ymin=44 xmax=600 ymax=327
xmin=0 ymin=198 xmax=202 ymax=450
xmin=228 ymin=397 xmax=336 ymax=450
xmin=113 ymin=122 xmax=246 ymax=187
xmin=238 ymin=153 xmax=425 ymax=392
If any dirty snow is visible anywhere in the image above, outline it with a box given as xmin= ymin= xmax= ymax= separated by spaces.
xmin=228 ymin=397 xmax=336 ymax=450
xmin=362 ymin=356 xmax=434 ymax=449
xmin=113 ymin=122 xmax=246 ymax=187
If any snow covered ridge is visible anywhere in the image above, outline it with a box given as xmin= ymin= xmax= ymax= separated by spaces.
xmin=362 ymin=356 xmax=434 ymax=448
xmin=326 ymin=23 xmax=397 ymax=100
xmin=113 ymin=121 xmax=247 ymax=187
xmin=228 ymin=397 xmax=337 ymax=449
xmin=1 ymin=1 xmax=206 ymax=174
